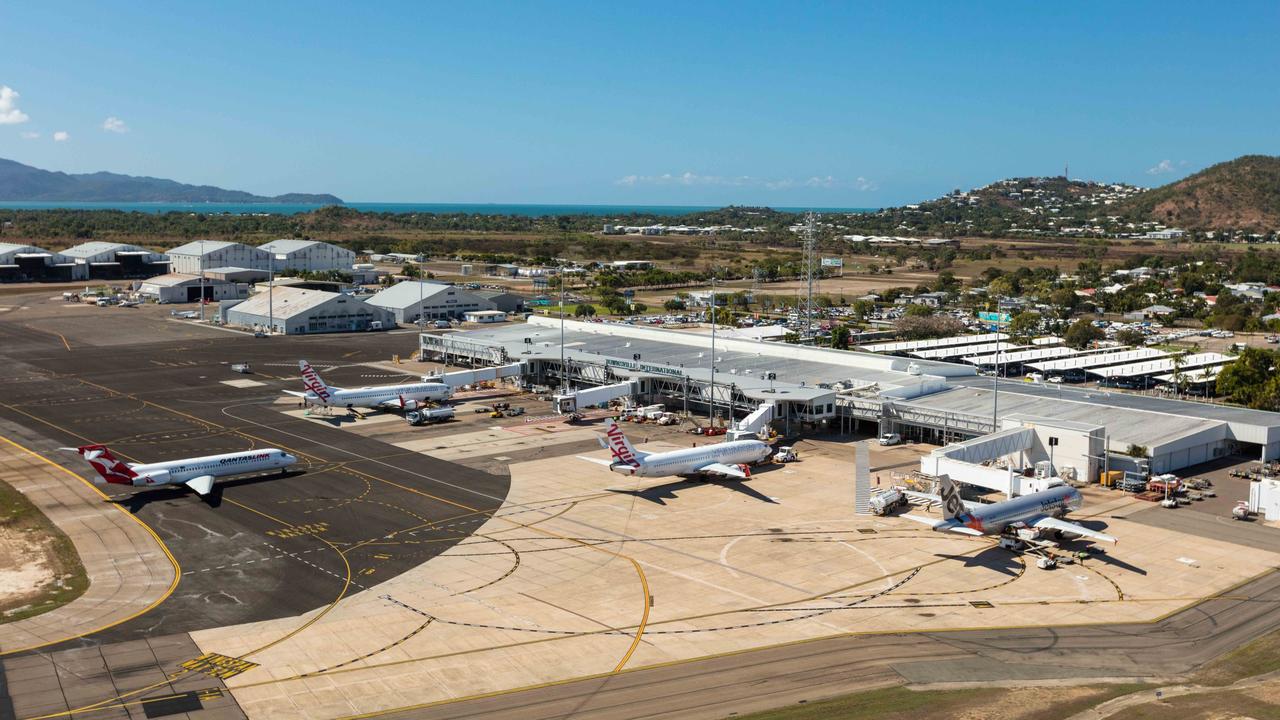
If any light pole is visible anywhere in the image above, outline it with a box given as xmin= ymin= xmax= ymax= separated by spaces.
xmin=560 ymin=268 xmax=567 ymax=393
xmin=709 ymin=274 xmax=717 ymax=427
xmin=268 ymin=252 xmax=274 ymax=335
xmin=198 ymin=239 xmax=206 ymax=323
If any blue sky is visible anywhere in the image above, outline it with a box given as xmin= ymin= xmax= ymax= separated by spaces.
xmin=1 ymin=1 xmax=1276 ymax=206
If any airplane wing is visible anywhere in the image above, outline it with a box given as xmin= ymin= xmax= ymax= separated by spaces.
xmin=1031 ymin=516 xmax=1117 ymax=544
xmin=899 ymin=514 xmax=985 ymax=535
xmin=698 ymin=462 xmax=749 ymax=479
xmin=184 ymin=475 xmax=215 ymax=496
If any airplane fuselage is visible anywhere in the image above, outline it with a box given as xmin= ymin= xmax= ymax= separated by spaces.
xmin=963 ymin=485 xmax=1082 ymax=535
xmin=617 ymin=440 xmax=772 ymax=477
xmin=128 ymin=449 xmax=297 ymax=488
xmin=304 ymin=382 xmax=451 ymax=409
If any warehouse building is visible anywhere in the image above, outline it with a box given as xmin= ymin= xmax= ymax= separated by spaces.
xmin=0 ymin=242 xmax=76 ymax=282
xmin=366 ymin=281 xmax=497 ymax=324
xmin=60 ymin=241 xmax=169 ymax=280
xmin=258 ymin=239 xmax=355 ymax=272
xmin=224 ymin=287 xmax=394 ymax=334
xmin=425 ymin=317 xmax=1280 ymax=477
xmin=167 ymin=241 xmax=271 ymax=275
xmin=205 ymin=267 xmax=271 ymax=284
xmin=138 ymin=273 xmax=248 ymax=303
xmin=473 ymin=289 xmax=528 ymax=314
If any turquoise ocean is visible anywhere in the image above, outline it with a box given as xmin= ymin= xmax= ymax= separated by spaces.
xmin=0 ymin=201 xmax=876 ymax=217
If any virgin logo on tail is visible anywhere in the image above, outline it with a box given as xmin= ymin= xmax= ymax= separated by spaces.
xmin=605 ymin=424 xmax=639 ymax=467
xmin=300 ymin=362 xmax=331 ymax=402
xmin=73 ymin=445 xmax=136 ymax=485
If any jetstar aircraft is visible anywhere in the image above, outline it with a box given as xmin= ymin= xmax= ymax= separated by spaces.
xmin=63 ymin=445 xmax=297 ymax=496
xmin=577 ymin=419 xmax=771 ymax=479
xmin=285 ymin=360 xmax=451 ymax=411
xmin=901 ymin=474 xmax=1116 ymax=543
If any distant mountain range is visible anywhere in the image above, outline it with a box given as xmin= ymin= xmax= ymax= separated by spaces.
xmin=0 ymin=158 xmax=343 ymax=205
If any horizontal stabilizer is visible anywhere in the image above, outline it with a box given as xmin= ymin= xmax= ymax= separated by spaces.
xmin=900 ymin=513 xmax=947 ymax=530
xmin=185 ymin=475 xmax=215 ymax=496
xmin=576 ymin=455 xmax=615 ymax=468
xmin=283 ymin=390 xmax=308 ymax=398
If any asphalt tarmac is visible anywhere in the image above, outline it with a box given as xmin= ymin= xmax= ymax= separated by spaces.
xmin=0 ymin=318 xmax=510 ymax=719
xmin=3 ymin=305 xmax=1280 ymax=720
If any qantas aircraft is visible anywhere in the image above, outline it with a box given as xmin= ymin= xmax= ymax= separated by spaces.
xmin=63 ymin=445 xmax=297 ymax=496
xmin=285 ymin=360 xmax=451 ymax=411
xmin=901 ymin=474 xmax=1116 ymax=543
xmin=577 ymin=419 xmax=772 ymax=479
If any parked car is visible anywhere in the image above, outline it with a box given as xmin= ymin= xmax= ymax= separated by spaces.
xmin=878 ymin=433 xmax=902 ymax=446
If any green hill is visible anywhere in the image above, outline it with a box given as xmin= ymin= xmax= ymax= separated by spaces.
xmin=1123 ymin=155 xmax=1280 ymax=231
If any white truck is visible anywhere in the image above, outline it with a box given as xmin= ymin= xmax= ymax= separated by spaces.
xmin=868 ymin=488 xmax=906 ymax=516
xmin=406 ymin=406 xmax=455 ymax=426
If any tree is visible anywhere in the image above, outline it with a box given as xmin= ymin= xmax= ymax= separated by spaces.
xmin=712 ymin=306 xmax=737 ymax=325
xmin=1215 ymin=347 xmax=1280 ymax=410
xmin=1114 ymin=328 xmax=1146 ymax=347
xmin=894 ymin=315 xmax=966 ymax=340
xmin=630 ymin=302 xmax=648 ymax=314
xmin=663 ymin=298 xmax=686 ymax=311
xmin=987 ymin=276 xmax=1016 ymax=297
xmin=573 ymin=303 xmax=596 ymax=318
xmin=830 ymin=325 xmax=851 ymax=349
xmin=1126 ymin=444 xmax=1149 ymax=458
xmin=1007 ymin=311 xmax=1041 ymax=341
xmin=1050 ymin=288 xmax=1078 ymax=314
xmin=401 ymin=263 xmax=421 ymax=278
xmin=1064 ymin=318 xmax=1104 ymax=349
xmin=904 ymin=303 xmax=933 ymax=317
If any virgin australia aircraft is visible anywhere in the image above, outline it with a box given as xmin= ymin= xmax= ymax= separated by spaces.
xmin=285 ymin=360 xmax=451 ymax=411
xmin=901 ymin=474 xmax=1116 ymax=543
xmin=63 ymin=445 xmax=297 ymax=496
xmin=577 ymin=419 xmax=772 ymax=479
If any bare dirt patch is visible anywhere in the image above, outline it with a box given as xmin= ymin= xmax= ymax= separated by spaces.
xmin=0 ymin=477 xmax=88 ymax=623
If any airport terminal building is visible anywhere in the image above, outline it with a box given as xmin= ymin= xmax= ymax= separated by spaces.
xmin=423 ymin=316 xmax=1280 ymax=476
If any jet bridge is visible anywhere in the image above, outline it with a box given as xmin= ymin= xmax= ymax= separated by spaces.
xmin=425 ymin=362 xmax=526 ymax=389
xmin=554 ymin=380 xmax=638 ymax=414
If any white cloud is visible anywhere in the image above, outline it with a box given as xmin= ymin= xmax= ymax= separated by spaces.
xmin=0 ymin=85 xmax=30 ymax=125
xmin=1146 ymin=159 xmax=1176 ymax=175
xmin=616 ymin=172 xmax=877 ymax=191
xmin=102 ymin=116 xmax=128 ymax=133
xmin=20 ymin=131 xmax=39 ymax=140
xmin=53 ymin=131 xmax=69 ymax=142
